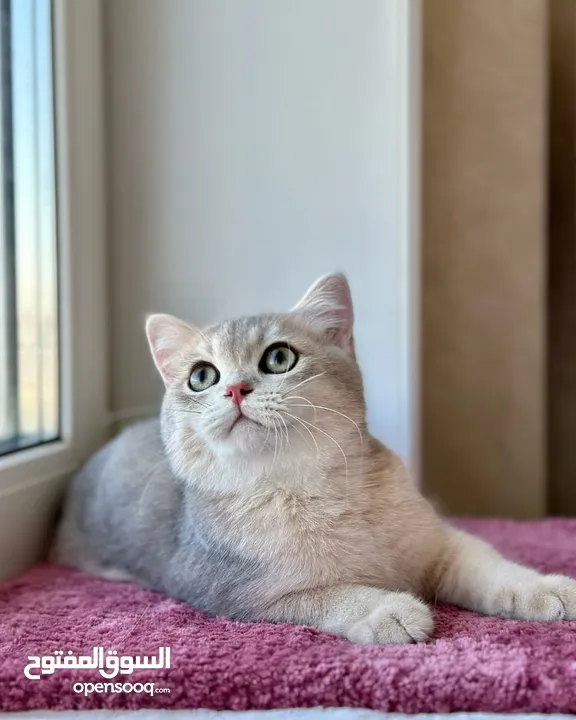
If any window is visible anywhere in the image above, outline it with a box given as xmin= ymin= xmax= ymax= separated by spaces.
xmin=0 ymin=0 xmax=59 ymax=456
xmin=0 ymin=0 xmax=106 ymax=580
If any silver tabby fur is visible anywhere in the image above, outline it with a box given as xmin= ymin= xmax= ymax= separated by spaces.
xmin=54 ymin=274 xmax=576 ymax=643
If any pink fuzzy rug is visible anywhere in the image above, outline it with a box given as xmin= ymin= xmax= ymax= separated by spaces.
xmin=1 ymin=519 xmax=576 ymax=713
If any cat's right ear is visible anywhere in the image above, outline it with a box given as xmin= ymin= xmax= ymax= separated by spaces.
xmin=292 ymin=273 xmax=355 ymax=352
xmin=146 ymin=314 xmax=196 ymax=386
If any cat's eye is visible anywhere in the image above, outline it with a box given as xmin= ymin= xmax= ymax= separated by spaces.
xmin=189 ymin=363 xmax=220 ymax=392
xmin=259 ymin=343 xmax=298 ymax=374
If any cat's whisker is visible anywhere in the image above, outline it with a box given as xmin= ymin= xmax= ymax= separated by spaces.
xmin=278 ymin=410 xmax=314 ymax=451
xmin=282 ymin=410 xmax=349 ymax=503
xmin=282 ymin=372 xmax=326 ymax=397
xmin=270 ymin=413 xmax=283 ymax=458
xmin=274 ymin=416 xmax=283 ymax=470
xmin=257 ymin=416 xmax=272 ymax=456
xmin=278 ymin=416 xmax=287 ymax=456
xmin=283 ymin=395 xmax=318 ymax=422
xmin=270 ymin=417 xmax=280 ymax=475
xmin=286 ymin=400 xmax=364 ymax=451
xmin=280 ymin=410 xmax=320 ymax=460
xmin=274 ymin=410 xmax=291 ymax=448
xmin=293 ymin=415 xmax=349 ymax=479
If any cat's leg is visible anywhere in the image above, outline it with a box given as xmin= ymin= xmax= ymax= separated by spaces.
xmin=50 ymin=532 xmax=138 ymax=583
xmin=436 ymin=527 xmax=576 ymax=620
xmin=53 ymin=550 xmax=138 ymax=583
xmin=264 ymin=584 xmax=434 ymax=644
xmin=79 ymin=559 xmax=138 ymax=583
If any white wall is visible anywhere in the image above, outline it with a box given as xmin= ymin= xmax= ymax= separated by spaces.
xmin=105 ymin=0 xmax=418 ymax=464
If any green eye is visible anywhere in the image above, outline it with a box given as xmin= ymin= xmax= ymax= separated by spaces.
xmin=260 ymin=343 xmax=298 ymax=374
xmin=189 ymin=363 xmax=220 ymax=392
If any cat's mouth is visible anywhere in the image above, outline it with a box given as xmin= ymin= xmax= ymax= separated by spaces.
xmin=228 ymin=411 xmax=261 ymax=434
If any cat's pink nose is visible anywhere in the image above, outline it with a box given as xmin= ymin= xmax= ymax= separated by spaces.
xmin=224 ymin=383 xmax=253 ymax=407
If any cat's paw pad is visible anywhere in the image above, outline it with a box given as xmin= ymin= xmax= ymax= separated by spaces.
xmin=497 ymin=574 xmax=576 ymax=621
xmin=346 ymin=593 xmax=434 ymax=644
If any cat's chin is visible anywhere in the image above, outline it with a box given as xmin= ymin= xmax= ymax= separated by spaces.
xmin=209 ymin=414 xmax=271 ymax=457
xmin=228 ymin=413 xmax=261 ymax=435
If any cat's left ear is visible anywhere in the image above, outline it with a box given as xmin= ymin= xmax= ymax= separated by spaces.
xmin=292 ymin=273 xmax=354 ymax=352
xmin=146 ymin=313 xmax=198 ymax=386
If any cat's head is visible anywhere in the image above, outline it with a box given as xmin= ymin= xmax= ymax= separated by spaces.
xmin=146 ymin=273 xmax=366 ymax=479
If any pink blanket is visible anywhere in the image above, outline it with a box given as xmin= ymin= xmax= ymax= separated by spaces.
xmin=1 ymin=519 xmax=575 ymax=713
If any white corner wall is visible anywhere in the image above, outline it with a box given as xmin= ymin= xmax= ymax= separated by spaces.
xmin=105 ymin=0 xmax=419 ymax=465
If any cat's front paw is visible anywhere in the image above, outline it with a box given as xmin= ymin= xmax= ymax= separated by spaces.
xmin=496 ymin=574 xmax=576 ymax=621
xmin=346 ymin=592 xmax=434 ymax=644
xmin=347 ymin=593 xmax=434 ymax=644
xmin=322 ymin=586 xmax=434 ymax=644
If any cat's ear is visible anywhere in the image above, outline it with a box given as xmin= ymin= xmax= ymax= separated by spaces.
xmin=146 ymin=314 xmax=197 ymax=386
xmin=292 ymin=273 xmax=354 ymax=351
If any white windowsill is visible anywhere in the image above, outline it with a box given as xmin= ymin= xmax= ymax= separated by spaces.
xmin=0 ymin=441 xmax=74 ymax=497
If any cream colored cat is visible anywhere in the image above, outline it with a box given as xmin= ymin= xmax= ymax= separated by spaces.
xmin=53 ymin=273 xmax=576 ymax=643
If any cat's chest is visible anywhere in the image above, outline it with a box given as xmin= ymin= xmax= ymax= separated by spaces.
xmin=214 ymin=491 xmax=370 ymax=569
xmin=187 ymin=487 xmax=415 ymax=597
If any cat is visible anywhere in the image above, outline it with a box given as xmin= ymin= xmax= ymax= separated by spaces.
xmin=53 ymin=273 xmax=576 ymax=643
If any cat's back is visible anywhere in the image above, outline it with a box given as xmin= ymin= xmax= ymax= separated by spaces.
xmin=54 ymin=418 xmax=177 ymax=570
xmin=74 ymin=417 xmax=166 ymax=499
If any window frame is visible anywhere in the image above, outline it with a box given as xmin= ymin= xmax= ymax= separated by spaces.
xmin=0 ymin=0 xmax=107 ymax=578
xmin=0 ymin=0 xmax=61 ymax=457
xmin=0 ymin=0 xmax=18 ymax=448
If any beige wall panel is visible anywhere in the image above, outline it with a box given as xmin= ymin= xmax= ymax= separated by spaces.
xmin=422 ymin=0 xmax=547 ymax=517
xmin=549 ymin=0 xmax=576 ymax=516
